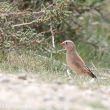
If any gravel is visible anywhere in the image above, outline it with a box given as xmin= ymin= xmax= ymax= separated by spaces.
xmin=0 ymin=73 xmax=109 ymax=110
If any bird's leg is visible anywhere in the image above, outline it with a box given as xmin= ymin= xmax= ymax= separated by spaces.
xmin=77 ymin=75 xmax=83 ymax=80
xmin=66 ymin=69 xmax=73 ymax=80
xmin=73 ymin=74 xmax=78 ymax=80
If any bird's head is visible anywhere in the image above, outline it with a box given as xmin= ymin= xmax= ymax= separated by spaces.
xmin=60 ymin=40 xmax=76 ymax=51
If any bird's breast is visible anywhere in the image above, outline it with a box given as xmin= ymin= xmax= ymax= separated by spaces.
xmin=66 ymin=52 xmax=83 ymax=73
xmin=66 ymin=53 xmax=77 ymax=69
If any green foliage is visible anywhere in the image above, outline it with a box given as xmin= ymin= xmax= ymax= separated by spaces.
xmin=0 ymin=0 xmax=110 ymax=68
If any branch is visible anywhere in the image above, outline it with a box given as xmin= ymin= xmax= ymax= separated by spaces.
xmin=12 ymin=20 xmax=38 ymax=28
xmin=0 ymin=11 xmax=45 ymax=17
xmin=50 ymin=25 xmax=55 ymax=48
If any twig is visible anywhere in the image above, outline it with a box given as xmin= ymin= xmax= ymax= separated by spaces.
xmin=10 ymin=11 xmax=45 ymax=28
xmin=12 ymin=20 xmax=38 ymax=28
xmin=50 ymin=25 xmax=55 ymax=48
xmin=0 ymin=11 xmax=45 ymax=17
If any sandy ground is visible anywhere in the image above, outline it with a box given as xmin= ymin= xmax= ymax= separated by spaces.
xmin=0 ymin=73 xmax=110 ymax=110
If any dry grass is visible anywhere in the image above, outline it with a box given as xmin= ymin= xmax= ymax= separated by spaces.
xmin=0 ymin=50 xmax=110 ymax=87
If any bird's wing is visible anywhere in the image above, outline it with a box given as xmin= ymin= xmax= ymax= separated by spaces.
xmin=73 ymin=60 xmax=90 ymax=74
xmin=74 ymin=61 xmax=96 ymax=78
xmin=73 ymin=59 xmax=86 ymax=69
xmin=73 ymin=52 xmax=86 ymax=67
xmin=71 ymin=52 xmax=90 ymax=73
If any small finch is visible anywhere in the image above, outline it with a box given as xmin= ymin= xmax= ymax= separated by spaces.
xmin=61 ymin=40 xmax=96 ymax=79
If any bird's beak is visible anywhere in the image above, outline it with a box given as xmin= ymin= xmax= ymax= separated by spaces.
xmin=60 ymin=42 xmax=64 ymax=46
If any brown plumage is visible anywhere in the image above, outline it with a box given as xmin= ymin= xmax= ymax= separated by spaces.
xmin=61 ymin=40 xmax=96 ymax=78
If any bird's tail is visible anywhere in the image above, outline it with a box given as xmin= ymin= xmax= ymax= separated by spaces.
xmin=87 ymin=67 xmax=97 ymax=79
xmin=89 ymin=72 xmax=97 ymax=79
xmin=87 ymin=67 xmax=97 ymax=78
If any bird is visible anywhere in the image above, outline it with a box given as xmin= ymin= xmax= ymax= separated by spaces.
xmin=60 ymin=40 xmax=97 ymax=79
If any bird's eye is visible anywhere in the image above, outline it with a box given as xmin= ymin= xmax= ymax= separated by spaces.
xmin=65 ymin=42 xmax=67 ymax=44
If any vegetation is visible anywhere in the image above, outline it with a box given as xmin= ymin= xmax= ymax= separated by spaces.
xmin=0 ymin=0 xmax=110 ymax=73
